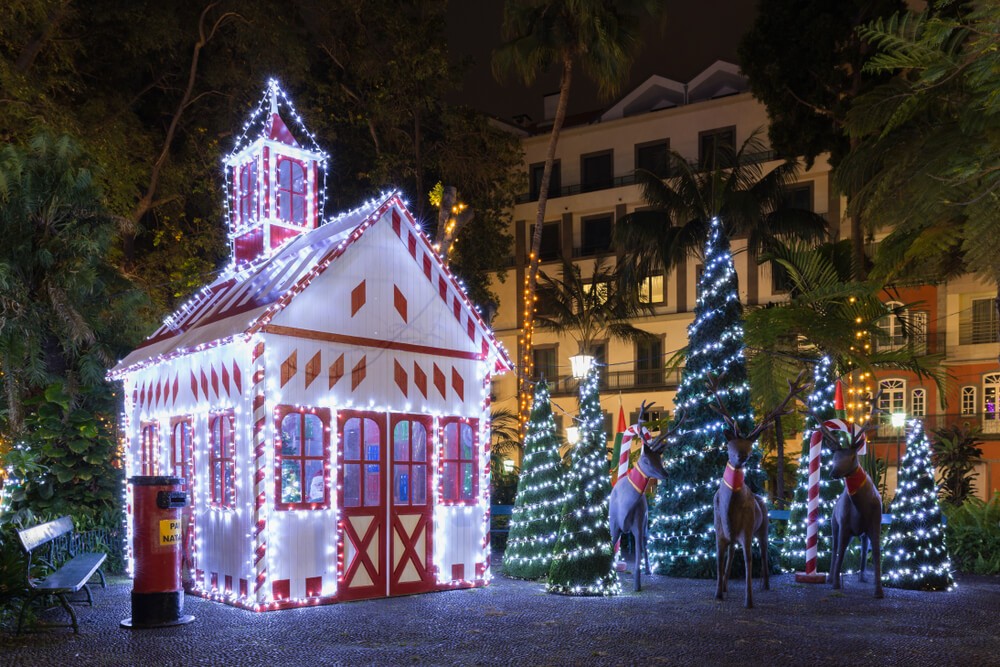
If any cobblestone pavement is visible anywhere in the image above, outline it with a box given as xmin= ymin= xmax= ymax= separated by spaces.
xmin=3 ymin=566 xmax=999 ymax=667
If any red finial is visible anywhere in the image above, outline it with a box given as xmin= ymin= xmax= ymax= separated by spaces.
xmin=834 ymin=379 xmax=845 ymax=411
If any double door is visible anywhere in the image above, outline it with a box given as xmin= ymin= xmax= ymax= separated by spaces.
xmin=337 ymin=411 xmax=434 ymax=600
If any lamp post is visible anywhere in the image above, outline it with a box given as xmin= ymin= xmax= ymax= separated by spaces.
xmin=565 ymin=426 xmax=580 ymax=446
xmin=569 ymin=353 xmax=594 ymax=379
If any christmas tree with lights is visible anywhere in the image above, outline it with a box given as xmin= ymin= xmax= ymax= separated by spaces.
xmin=883 ymin=419 xmax=955 ymax=591
xmin=547 ymin=364 xmax=619 ymax=595
xmin=782 ymin=356 xmax=842 ymax=572
xmin=647 ymin=217 xmax=759 ymax=578
xmin=504 ymin=380 xmax=568 ymax=580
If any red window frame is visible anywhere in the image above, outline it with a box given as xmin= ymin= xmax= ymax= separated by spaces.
xmin=238 ymin=161 xmax=258 ymax=224
xmin=139 ymin=421 xmax=159 ymax=476
xmin=209 ymin=411 xmax=236 ymax=509
xmin=391 ymin=417 xmax=431 ymax=507
xmin=170 ymin=416 xmax=193 ymax=484
xmin=439 ymin=418 xmax=478 ymax=505
xmin=276 ymin=156 xmax=307 ymax=224
xmin=274 ymin=406 xmax=331 ymax=511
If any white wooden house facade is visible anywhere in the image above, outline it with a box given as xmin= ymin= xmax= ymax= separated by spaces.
xmin=109 ymin=84 xmax=511 ymax=610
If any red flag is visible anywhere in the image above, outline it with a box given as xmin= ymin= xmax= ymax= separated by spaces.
xmin=616 ymin=404 xmax=627 ymax=434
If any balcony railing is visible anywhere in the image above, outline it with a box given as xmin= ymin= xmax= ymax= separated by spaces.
xmin=867 ymin=412 xmax=1000 ymax=439
xmin=546 ymin=367 xmax=683 ymax=396
xmin=872 ymin=332 xmax=946 ymax=356
xmin=959 ymin=319 xmax=999 ymax=345
xmin=515 ymin=151 xmax=778 ymax=204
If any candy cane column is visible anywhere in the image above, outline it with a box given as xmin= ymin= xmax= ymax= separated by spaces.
xmin=251 ymin=341 xmax=269 ymax=605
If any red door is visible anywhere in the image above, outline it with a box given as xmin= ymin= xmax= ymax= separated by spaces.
xmin=388 ymin=415 xmax=435 ymax=595
xmin=337 ymin=411 xmax=387 ymax=601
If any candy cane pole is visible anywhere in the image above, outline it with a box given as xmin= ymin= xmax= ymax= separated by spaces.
xmin=795 ymin=429 xmax=827 ymax=583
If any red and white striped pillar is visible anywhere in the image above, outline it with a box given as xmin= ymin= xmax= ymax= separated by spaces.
xmin=251 ymin=341 xmax=269 ymax=605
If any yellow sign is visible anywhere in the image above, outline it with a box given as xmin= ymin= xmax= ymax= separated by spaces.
xmin=159 ymin=519 xmax=182 ymax=546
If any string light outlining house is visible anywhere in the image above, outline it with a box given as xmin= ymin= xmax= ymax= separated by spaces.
xmin=109 ymin=81 xmax=512 ymax=610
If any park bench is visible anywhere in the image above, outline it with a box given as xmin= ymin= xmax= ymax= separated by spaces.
xmin=16 ymin=516 xmax=107 ymax=634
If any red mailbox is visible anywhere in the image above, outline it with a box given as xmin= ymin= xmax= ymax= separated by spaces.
xmin=122 ymin=476 xmax=195 ymax=628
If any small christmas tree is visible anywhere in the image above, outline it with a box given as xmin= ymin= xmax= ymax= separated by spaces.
xmin=504 ymin=380 xmax=568 ymax=580
xmin=648 ymin=217 xmax=758 ymax=578
xmin=883 ymin=419 xmax=955 ymax=591
xmin=547 ymin=364 xmax=619 ymax=595
xmin=782 ymin=356 xmax=842 ymax=572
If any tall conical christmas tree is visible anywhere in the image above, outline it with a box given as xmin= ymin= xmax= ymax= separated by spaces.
xmin=782 ymin=356 xmax=842 ymax=572
xmin=883 ymin=419 xmax=955 ymax=591
xmin=547 ymin=364 xmax=619 ymax=595
xmin=648 ymin=217 xmax=758 ymax=578
xmin=504 ymin=380 xmax=568 ymax=579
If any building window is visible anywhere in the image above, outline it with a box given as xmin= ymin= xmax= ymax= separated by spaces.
xmin=532 ymin=346 xmax=558 ymax=383
xmin=638 ymin=273 xmax=664 ymax=304
xmin=876 ymin=302 xmax=928 ymax=354
xmin=534 ymin=221 xmax=561 ymax=262
xmin=771 ymin=261 xmax=795 ymax=294
xmin=209 ymin=412 xmax=236 ymax=509
xmin=636 ymin=337 xmax=664 ymax=386
xmin=342 ymin=416 xmax=382 ymax=508
xmin=529 ymin=161 xmax=561 ymax=201
xmin=238 ymin=161 xmax=258 ymax=225
xmin=699 ymin=127 xmax=736 ymax=167
xmin=984 ymin=374 xmax=1000 ymax=432
xmin=878 ymin=379 xmax=906 ymax=423
xmin=275 ymin=407 xmax=330 ymax=510
xmin=635 ymin=140 xmax=670 ymax=179
xmin=276 ymin=157 xmax=307 ymax=224
xmin=170 ymin=417 xmax=192 ymax=484
xmin=961 ymin=386 xmax=976 ymax=416
xmin=961 ymin=298 xmax=999 ymax=345
xmin=392 ymin=418 xmax=430 ymax=506
xmin=782 ymin=183 xmax=813 ymax=211
xmin=581 ymin=151 xmax=613 ymax=192
xmin=440 ymin=419 xmax=478 ymax=504
xmin=582 ymin=280 xmax=609 ymax=306
xmin=695 ymin=264 xmax=705 ymax=299
xmin=140 ymin=422 xmax=159 ymax=476
xmin=911 ymin=388 xmax=926 ymax=418
xmin=580 ymin=215 xmax=613 ymax=256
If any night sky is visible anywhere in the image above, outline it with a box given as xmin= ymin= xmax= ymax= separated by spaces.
xmin=447 ymin=0 xmax=759 ymax=122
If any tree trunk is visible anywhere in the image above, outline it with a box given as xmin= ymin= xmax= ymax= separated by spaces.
xmin=517 ymin=54 xmax=573 ymax=433
xmin=774 ymin=414 xmax=786 ymax=509
xmin=14 ymin=0 xmax=71 ymax=75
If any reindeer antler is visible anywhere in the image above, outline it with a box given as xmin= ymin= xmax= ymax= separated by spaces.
xmin=707 ymin=369 xmax=810 ymax=442
xmin=705 ymin=373 xmax=739 ymax=433
xmin=647 ymin=407 xmax=687 ymax=452
xmin=636 ymin=400 xmax=654 ymax=430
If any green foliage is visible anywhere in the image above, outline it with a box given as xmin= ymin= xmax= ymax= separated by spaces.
xmin=942 ymin=494 xmax=1000 ymax=575
xmin=7 ymin=382 xmax=123 ymax=525
xmin=931 ymin=425 xmax=984 ymax=506
xmin=547 ymin=367 xmax=618 ymax=594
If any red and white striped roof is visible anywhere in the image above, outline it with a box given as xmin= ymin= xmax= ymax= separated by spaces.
xmin=110 ymin=191 xmax=512 ymax=377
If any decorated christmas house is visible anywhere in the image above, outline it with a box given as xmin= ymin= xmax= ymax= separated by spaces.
xmin=109 ymin=82 xmax=512 ymax=610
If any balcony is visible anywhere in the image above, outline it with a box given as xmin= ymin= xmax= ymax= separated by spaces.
xmin=868 ymin=412 xmax=1000 ymax=439
xmin=959 ymin=319 xmax=999 ymax=345
xmin=515 ymin=150 xmax=778 ymax=204
xmin=873 ymin=332 xmax=946 ymax=356
xmin=546 ymin=367 xmax=683 ymax=396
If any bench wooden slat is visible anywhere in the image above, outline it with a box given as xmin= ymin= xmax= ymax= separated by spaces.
xmin=31 ymin=553 xmax=106 ymax=593
xmin=17 ymin=516 xmax=74 ymax=554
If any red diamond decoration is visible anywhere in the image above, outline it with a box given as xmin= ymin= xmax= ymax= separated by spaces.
xmin=433 ymin=364 xmax=446 ymax=399
xmin=451 ymin=367 xmax=464 ymax=401
xmin=305 ymin=351 xmax=321 ymax=389
xmin=351 ymin=280 xmax=366 ymax=317
xmin=329 ymin=353 xmax=345 ymax=389
xmin=280 ymin=351 xmax=297 ymax=388
xmin=394 ymin=360 xmax=408 ymax=397
xmin=200 ymin=369 xmax=209 ymax=399
xmin=211 ymin=365 xmax=220 ymax=398
xmin=190 ymin=372 xmax=199 ymax=400
xmin=351 ymin=356 xmax=367 ymax=391
xmin=414 ymin=363 xmax=427 ymax=398
xmin=233 ymin=361 xmax=242 ymax=394
xmin=394 ymin=285 xmax=408 ymax=322
xmin=221 ymin=363 xmax=231 ymax=396
xmin=422 ymin=254 xmax=432 ymax=279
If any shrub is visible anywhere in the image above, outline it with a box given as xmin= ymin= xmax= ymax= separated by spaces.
xmin=942 ymin=494 xmax=1000 ymax=575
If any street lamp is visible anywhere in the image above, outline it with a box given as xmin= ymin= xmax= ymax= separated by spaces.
xmin=569 ymin=353 xmax=594 ymax=379
xmin=565 ymin=426 xmax=580 ymax=446
xmin=503 ymin=458 xmax=515 ymax=474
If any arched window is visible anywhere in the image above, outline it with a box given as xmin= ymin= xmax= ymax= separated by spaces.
xmin=275 ymin=407 xmax=330 ymax=510
xmin=961 ymin=386 xmax=977 ymax=416
xmin=209 ymin=412 xmax=236 ymax=508
xmin=911 ymin=388 xmax=926 ymax=418
xmin=238 ymin=161 xmax=257 ymax=224
xmin=276 ymin=157 xmax=307 ymax=224
xmin=984 ymin=373 xmax=1000 ymax=433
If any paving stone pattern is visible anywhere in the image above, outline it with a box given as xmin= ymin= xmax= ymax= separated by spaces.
xmin=3 ymin=565 xmax=999 ymax=666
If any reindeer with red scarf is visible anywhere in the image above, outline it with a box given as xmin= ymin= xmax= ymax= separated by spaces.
xmin=707 ymin=370 xmax=810 ymax=608
xmin=817 ymin=393 xmax=885 ymax=598
xmin=608 ymin=401 xmax=685 ymax=592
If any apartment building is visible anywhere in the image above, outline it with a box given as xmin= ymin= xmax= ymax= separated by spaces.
xmin=489 ymin=61 xmax=999 ymax=500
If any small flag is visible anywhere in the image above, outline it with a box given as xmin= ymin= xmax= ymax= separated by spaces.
xmin=610 ymin=403 xmax=627 ymax=486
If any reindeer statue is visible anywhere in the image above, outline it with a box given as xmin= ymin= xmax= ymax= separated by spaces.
xmin=608 ymin=401 xmax=685 ymax=592
xmin=707 ymin=370 xmax=810 ymax=608
xmin=817 ymin=394 xmax=885 ymax=599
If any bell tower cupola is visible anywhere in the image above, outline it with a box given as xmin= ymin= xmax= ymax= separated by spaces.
xmin=225 ymin=80 xmax=328 ymax=266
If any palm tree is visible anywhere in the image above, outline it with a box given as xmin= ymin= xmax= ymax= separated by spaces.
xmin=614 ymin=129 xmax=829 ymax=285
xmin=492 ymin=0 xmax=663 ymax=428
xmin=744 ymin=239 xmax=945 ymax=503
xmin=534 ymin=256 xmax=653 ymax=382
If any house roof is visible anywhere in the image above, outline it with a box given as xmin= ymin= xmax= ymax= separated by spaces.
xmin=110 ymin=191 xmax=512 ymax=377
